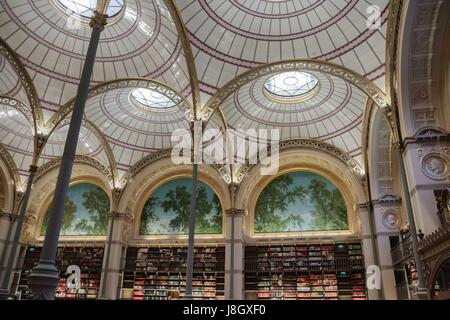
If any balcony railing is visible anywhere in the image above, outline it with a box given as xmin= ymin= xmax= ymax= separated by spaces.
xmin=390 ymin=236 xmax=413 ymax=265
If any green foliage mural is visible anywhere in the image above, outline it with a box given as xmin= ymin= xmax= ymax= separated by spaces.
xmin=140 ymin=179 xmax=223 ymax=235
xmin=255 ymin=172 xmax=348 ymax=233
xmin=40 ymin=183 xmax=110 ymax=236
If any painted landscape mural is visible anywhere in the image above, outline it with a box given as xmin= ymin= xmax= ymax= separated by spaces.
xmin=41 ymin=183 xmax=109 ymax=236
xmin=140 ymin=179 xmax=222 ymax=235
xmin=255 ymin=172 xmax=348 ymax=233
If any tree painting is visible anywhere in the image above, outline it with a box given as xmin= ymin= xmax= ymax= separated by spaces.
xmin=40 ymin=183 xmax=109 ymax=236
xmin=140 ymin=179 xmax=223 ymax=235
xmin=40 ymin=198 xmax=77 ymax=235
xmin=255 ymin=172 xmax=348 ymax=233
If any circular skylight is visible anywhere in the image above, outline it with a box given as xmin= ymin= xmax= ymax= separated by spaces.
xmin=130 ymin=88 xmax=177 ymax=110
xmin=264 ymin=71 xmax=319 ymax=102
xmin=56 ymin=0 xmax=124 ymax=19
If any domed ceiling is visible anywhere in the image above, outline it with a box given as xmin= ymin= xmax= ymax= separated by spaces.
xmin=0 ymin=0 xmax=390 ymax=185
xmin=0 ymin=0 xmax=190 ymax=118
xmin=177 ymin=0 xmax=388 ymax=103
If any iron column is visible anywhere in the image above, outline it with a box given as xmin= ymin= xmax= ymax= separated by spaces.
xmin=0 ymin=165 xmax=38 ymax=299
xmin=27 ymin=6 xmax=109 ymax=300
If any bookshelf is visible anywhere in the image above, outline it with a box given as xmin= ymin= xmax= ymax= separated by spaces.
xmin=17 ymin=246 xmax=104 ymax=300
xmin=245 ymin=242 xmax=367 ymax=300
xmin=121 ymin=246 xmax=225 ymax=300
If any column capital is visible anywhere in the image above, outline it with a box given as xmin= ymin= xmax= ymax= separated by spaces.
xmin=29 ymin=165 xmax=38 ymax=174
xmin=226 ymin=208 xmax=245 ymax=216
xmin=90 ymin=11 xmax=108 ymax=31
xmin=109 ymin=211 xmax=134 ymax=222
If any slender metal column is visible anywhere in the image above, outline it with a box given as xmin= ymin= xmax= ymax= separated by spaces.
xmin=184 ymin=163 xmax=199 ymax=300
xmin=396 ymin=146 xmax=428 ymax=296
xmin=27 ymin=10 xmax=108 ymax=300
xmin=0 ymin=165 xmax=37 ymax=299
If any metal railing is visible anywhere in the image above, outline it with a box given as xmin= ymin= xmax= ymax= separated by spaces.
xmin=390 ymin=236 xmax=413 ymax=265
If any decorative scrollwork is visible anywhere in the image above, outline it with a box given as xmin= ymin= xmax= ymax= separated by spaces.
xmin=0 ymin=96 xmax=34 ymax=126
xmin=35 ymin=155 xmax=113 ymax=185
xmin=119 ymin=149 xmax=173 ymax=187
xmin=0 ymin=143 xmax=20 ymax=187
xmin=229 ymin=138 xmax=365 ymax=185
xmin=0 ymin=38 xmax=43 ymax=129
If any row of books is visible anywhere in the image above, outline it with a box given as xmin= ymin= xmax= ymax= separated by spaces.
xmin=245 ymin=243 xmax=365 ymax=273
xmin=245 ymin=243 xmax=367 ymax=300
xmin=18 ymin=246 xmax=104 ymax=300
xmin=122 ymin=246 xmax=225 ymax=300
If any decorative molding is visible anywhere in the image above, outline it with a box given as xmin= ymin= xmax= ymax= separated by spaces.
xmin=48 ymin=118 xmax=118 ymax=181
xmin=232 ymin=138 xmax=365 ymax=185
xmin=372 ymin=193 xmax=402 ymax=205
xmin=225 ymin=208 xmax=245 ymax=216
xmin=385 ymin=0 xmax=404 ymax=140
xmin=419 ymin=222 xmax=450 ymax=254
xmin=0 ymin=143 xmax=20 ymax=187
xmin=119 ymin=149 xmax=173 ymax=186
xmin=203 ymin=59 xmax=392 ymax=129
xmin=0 ymin=38 xmax=43 ymax=129
xmin=163 ymin=0 xmax=201 ymax=117
xmin=35 ymin=155 xmax=113 ymax=185
xmin=0 ymin=96 xmax=34 ymax=127
xmin=47 ymin=78 xmax=194 ymax=131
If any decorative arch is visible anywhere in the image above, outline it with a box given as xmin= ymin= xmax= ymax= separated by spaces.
xmin=39 ymin=118 xmax=118 ymax=184
xmin=367 ymin=108 xmax=394 ymax=199
xmin=138 ymin=177 xmax=223 ymax=236
xmin=253 ymin=170 xmax=349 ymax=234
xmin=38 ymin=181 xmax=110 ymax=237
xmin=428 ymin=253 xmax=450 ymax=300
xmin=232 ymin=138 xmax=364 ymax=186
xmin=236 ymin=146 xmax=367 ymax=240
xmin=46 ymin=78 xmax=194 ymax=131
xmin=0 ymin=38 xmax=44 ymax=130
xmin=202 ymin=59 xmax=394 ymax=137
xmin=162 ymin=0 xmax=201 ymax=116
xmin=117 ymin=159 xmax=231 ymax=242
xmin=26 ymin=161 xmax=113 ymax=243
xmin=0 ymin=145 xmax=16 ymax=212
xmin=396 ymin=0 xmax=450 ymax=138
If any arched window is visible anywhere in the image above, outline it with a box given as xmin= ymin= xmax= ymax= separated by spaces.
xmin=432 ymin=258 xmax=450 ymax=300
xmin=254 ymin=171 xmax=349 ymax=233
xmin=40 ymin=183 xmax=110 ymax=236
xmin=139 ymin=179 xmax=223 ymax=235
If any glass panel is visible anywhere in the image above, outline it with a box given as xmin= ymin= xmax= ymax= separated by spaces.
xmin=264 ymin=72 xmax=319 ymax=98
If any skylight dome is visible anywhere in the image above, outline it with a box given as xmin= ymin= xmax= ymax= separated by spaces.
xmin=130 ymin=88 xmax=177 ymax=110
xmin=56 ymin=0 xmax=124 ymax=19
xmin=264 ymin=71 xmax=319 ymax=102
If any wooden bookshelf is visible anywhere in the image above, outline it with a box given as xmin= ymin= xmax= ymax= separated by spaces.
xmin=18 ymin=246 xmax=104 ymax=300
xmin=121 ymin=246 xmax=225 ymax=300
xmin=244 ymin=242 xmax=367 ymax=300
